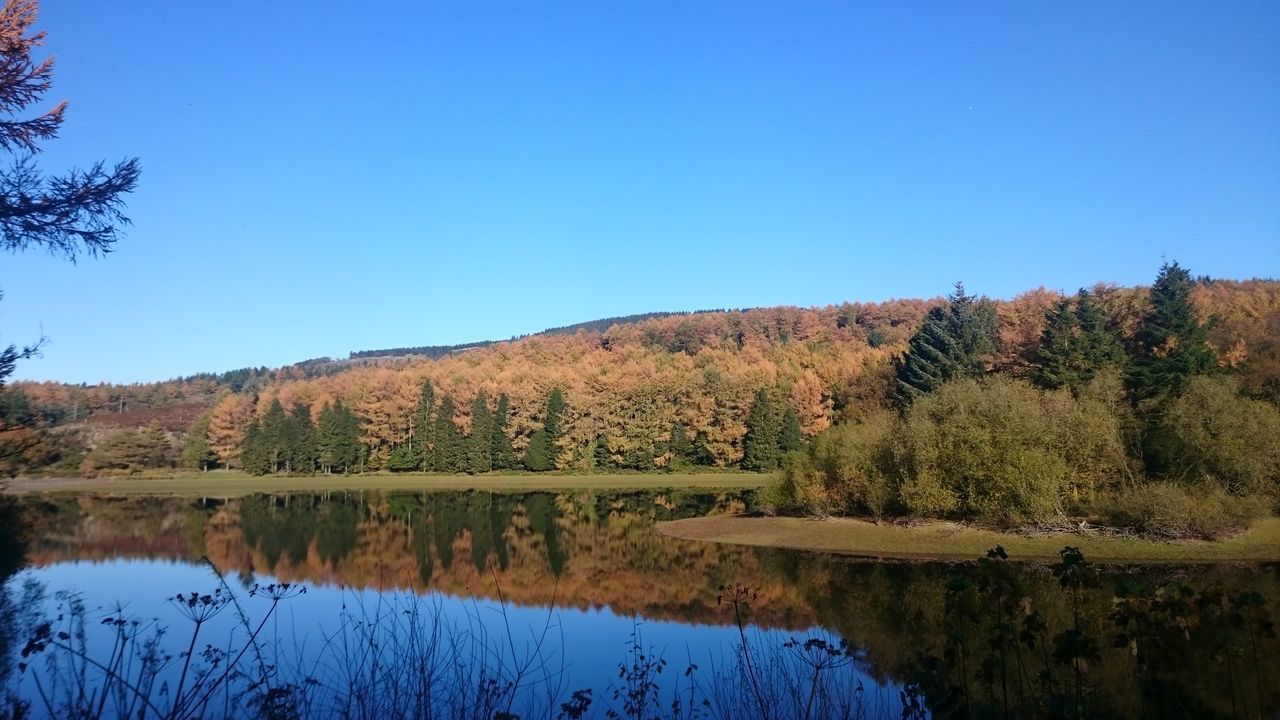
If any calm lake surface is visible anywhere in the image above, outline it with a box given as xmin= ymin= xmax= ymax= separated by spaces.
xmin=0 ymin=490 xmax=1276 ymax=719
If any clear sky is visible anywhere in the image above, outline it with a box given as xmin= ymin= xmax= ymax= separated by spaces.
xmin=4 ymin=1 xmax=1278 ymax=384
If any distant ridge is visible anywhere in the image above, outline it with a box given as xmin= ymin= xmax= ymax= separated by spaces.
xmin=347 ymin=309 xmax=730 ymax=360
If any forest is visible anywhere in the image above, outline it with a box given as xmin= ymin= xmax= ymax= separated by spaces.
xmin=2 ymin=263 xmax=1278 ymax=537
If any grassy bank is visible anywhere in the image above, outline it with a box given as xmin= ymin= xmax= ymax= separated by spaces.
xmin=1 ymin=470 xmax=770 ymax=497
xmin=658 ymin=514 xmax=1280 ymax=563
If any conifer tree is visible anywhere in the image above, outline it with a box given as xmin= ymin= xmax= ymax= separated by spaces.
xmin=1075 ymin=288 xmax=1126 ymax=372
xmin=896 ymin=283 xmax=998 ymax=402
xmin=592 ymin=433 xmax=613 ymax=469
xmin=286 ymin=402 xmax=317 ymax=473
xmin=467 ymin=391 xmax=493 ymax=474
xmin=1034 ymin=298 xmax=1085 ymax=391
xmin=524 ymin=388 xmax=566 ymax=472
xmin=1128 ymin=262 xmax=1217 ymax=402
xmin=779 ymin=407 xmax=804 ymax=454
xmin=432 ymin=395 xmax=465 ymax=472
xmin=241 ymin=421 xmax=271 ymax=475
xmin=181 ymin=409 xmax=217 ymax=471
xmin=691 ymin=430 xmax=715 ymax=466
xmin=742 ymin=389 xmax=782 ymax=471
xmin=317 ymin=400 xmax=360 ymax=473
xmin=490 ymin=393 xmax=518 ymax=470
xmin=412 ymin=380 xmax=435 ymax=470
xmin=260 ymin=400 xmax=288 ymax=472
xmin=667 ymin=421 xmax=692 ymax=463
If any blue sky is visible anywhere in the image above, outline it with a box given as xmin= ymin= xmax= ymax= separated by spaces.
xmin=4 ymin=1 xmax=1278 ymax=384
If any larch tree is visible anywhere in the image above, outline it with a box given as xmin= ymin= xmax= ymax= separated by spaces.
xmin=181 ymin=408 xmax=216 ymax=470
xmin=0 ymin=0 xmax=140 ymax=385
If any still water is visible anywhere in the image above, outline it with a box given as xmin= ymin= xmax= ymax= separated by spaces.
xmin=0 ymin=490 xmax=1276 ymax=719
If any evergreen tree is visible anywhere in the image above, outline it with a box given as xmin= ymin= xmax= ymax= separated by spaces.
xmin=667 ymin=421 xmax=692 ymax=462
xmin=387 ymin=444 xmax=418 ymax=472
xmin=742 ymin=389 xmax=782 ymax=471
xmin=490 ymin=394 xmax=518 ymax=470
xmin=524 ymin=388 xmax=566 ymax=472
xmin=1128 ymin=262 xmax=1217 ymax=402
xmin=260 ymin=399 xmax=288 ymax=472
xmin=467 ymin=391 xmax=493 ymax=474
xmin=1034 ymin=289 xmax=1128 ymax=392
xmin=691 ymin=430 xmax=716 ymax=466
xmin=412 ymin=380 xmax=435 ymax=470
xmin=286 ymin=402 xmax=317 ymax=473
xmin=779 ymin=408 xmax=804 ymax=454
xmin=1033 ymin=298 xmax=1085 ymax=391
xmin=181 ymin=409 xmax=217 ymax=471
xmin=592 ymin=433 xmax=613 ymax=469
xmin=896 ymin=283 xmax=997 ymax=402
xmin=432 ymin=395 xmax=465 ymax=472
xmin=241 ymin=421 xmax=271 ymax=475
xmin=317 ymin=401 xmax=360 ymax=474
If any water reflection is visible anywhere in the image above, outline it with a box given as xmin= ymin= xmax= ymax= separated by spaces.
xmin=1 ymin=491 xmax=1278 ymax=718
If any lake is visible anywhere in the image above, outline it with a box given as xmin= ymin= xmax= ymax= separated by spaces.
xmin=0 ymin=490 xmax=1276 ymax=719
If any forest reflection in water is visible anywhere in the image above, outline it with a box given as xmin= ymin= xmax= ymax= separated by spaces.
xmin=0 ymin=490 xmax=1277 ymax=719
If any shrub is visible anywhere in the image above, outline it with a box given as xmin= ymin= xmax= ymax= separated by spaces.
xmin=1157 ymin=376 xmax=1280 ymax=497
xmin=1104 ymin=482 xmax=1269 ymax=540
xmin=897 ymin=376 xmax=1130 ymax=525
xmin=808 ymin=409 xmax=898 ymax=516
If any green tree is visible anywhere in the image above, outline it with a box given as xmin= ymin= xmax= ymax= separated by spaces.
xmin=779 ymin=407 xmax=804 ymax=454
xmin=432 ymin=395 xmax=464 ymax=472
xmin=691 ymin=430 xmax=716 ymax=466
xmin=1075 ymin=288 xmax=1126 ymax=373
xmin=286 ymin=402 xmax=317 ymax=473
xmin=1128 ymin=262 xmax=1217 ymax=403
xmin=387 ymin=444 xmax=419 ymax=472
xmin=896 ymin=283 xmax=998 ymax=402
xmin=181 ymin=408 xmax=217 ymax=471
xmin=412 ymin=380 xmax=435 ymax=470
xmin=490 ymin=393 xmax=518 ymax=470
xmin=241 ymin=421 xmax=271 ymax=476
xmin=260 ymin=399 xmax=288 ymax=473
xmin=524 ymin=388 xmax=566 ymax=472
xmin=667 ymin=421 xmax=692 ymax=463
xmin=742 ymin=389 xmax=783 ymax=471
xmin=1034 ymin=290 xmax=1128 ymax=392
xmin=467 ymin=391 xmax=493 ymax=474
xmin=591 ymin=433 xmax=613 ymax=469
xmin=317 ymin=401 xmax=360 ymax=473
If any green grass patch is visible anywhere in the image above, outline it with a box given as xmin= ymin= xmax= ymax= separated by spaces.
xmin=3 ymin=470 xmax=771 ymax=498
xmin=657 ymin=514 xmax=1280 ymax=563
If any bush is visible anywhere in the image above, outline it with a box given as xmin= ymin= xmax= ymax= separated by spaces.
xmin=1157 ymin=376 xmax=1280 ymax=497
xmin=1104 ymin=482 xmax=1269 ymax=540
xmin=765 ymin=412 xmax=898 ymax=517
xmin=897 ymin=377 xmax=1129 ymax=525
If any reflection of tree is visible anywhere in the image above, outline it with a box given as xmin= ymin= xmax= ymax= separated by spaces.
xmin=0 ymin=496 xmax=30 ymax=692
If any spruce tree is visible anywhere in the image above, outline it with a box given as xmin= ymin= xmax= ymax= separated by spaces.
xmin=490 ymin=393 xmax=518 ymax=470
xmin=1033 ymin=298 xmax=1085 ymax=391
xmin=691 ymin=430 xmax=715 ymax=466
xmin=1128 ymin=262 xmax=1217 ymax=402
xmin=316 ymin=402 xmax=337 ymax=473
xmin=467 ymin=391 xmax=493 ymax=474
xmin=742 ymin=389 xmax=782 ymax=471
xmin=1076 ymin=288 xmax=1127 ymax=374
xmin=779 ymin=408 xmax=804 ymax=454
xmin=592 ymin=434 xmax=613 ymax=469
xmin=667 ymin=421 xmax=692 ymax=463
xmin=896 ymin=283 xmax=998 ymax=403
xmin=261 ymin=400 xmax=288 ymax=473
xmin=524 ymin=388 xmax=566 ymax=472
xmin=412 ymin=380 xmax=435 ymax=470
xmin=334 ymin=401 xmax=361 ymax=472
xmin=241 ymin=421 xmax=271 ymax=475
xmin=286 ymin=402 xmax=317 ymax=473
xmin=432 ymin=395 xmax=465 ymax=472
xmin=387 ymin=444 xmax=418 ymax=472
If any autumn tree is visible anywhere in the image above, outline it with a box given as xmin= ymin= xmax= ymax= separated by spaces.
xmin=207 ymin=394 xmax=254 ymax=469
xmin=0 ymin=0 xmax=140 ymax=385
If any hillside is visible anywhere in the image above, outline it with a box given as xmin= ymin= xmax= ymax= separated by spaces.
xmin=5 ymin=277 xmax=1278 ymax=476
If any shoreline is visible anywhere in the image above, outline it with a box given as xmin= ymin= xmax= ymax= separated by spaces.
xmin=0 ymin=471 xmax=769 ymax=498
xmin=657 ymin=514 xmax=1280 ymax=563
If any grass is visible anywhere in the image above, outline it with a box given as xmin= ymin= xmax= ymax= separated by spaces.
xmin=657 ymin=514 xmax=1280 ymax=563
xmin=1 ymin=469 xmax=770 ymax=498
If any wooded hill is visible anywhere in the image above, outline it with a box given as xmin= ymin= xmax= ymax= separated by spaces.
xmin=4 ymin=275 xmax=1278 ymax=477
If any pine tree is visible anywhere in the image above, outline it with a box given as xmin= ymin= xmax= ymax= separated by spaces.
xmin=742 ymin=389 xmax=782 ymax=471
xmin=1076 ymin=288 xmax=1127 ymax=375
xmin=490 ymin=393 xmax=518 ymax=470
xmin=779 ymin=408 xmax=804 ymax=454
xmin=317 ymin=401 xmax=360 ymax=474
xmin=592 ymin=433 xmax=613 ymax=469
xmin=545 ymin=388 xmax=566 ymax=445
xmin=432 ymin=395 xmax=464 ymax=472
xmin=387 ymin=444 xmax=418 ymax=472
xmin=1128 ymin=262 xmax=1217 ymax=402
xmin=691 ymin=430 xmax=716 ymax=466
xmin=896 ymin=283 xmax=998 ymax=402
xmin=467 ymin=391 xmax=493 ymax=475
